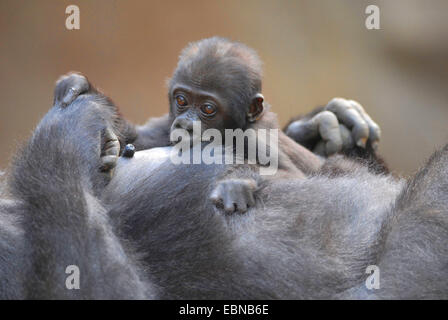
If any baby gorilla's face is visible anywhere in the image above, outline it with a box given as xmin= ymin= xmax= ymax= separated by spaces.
xmin=167 ymin=37 xmax=265 ymax=143
xmin=169 ymin=83 xmax=241 ymax=142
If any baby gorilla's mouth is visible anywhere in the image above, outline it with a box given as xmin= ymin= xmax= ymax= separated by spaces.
xmin=169 ymin=130 xmax=211 ymax=145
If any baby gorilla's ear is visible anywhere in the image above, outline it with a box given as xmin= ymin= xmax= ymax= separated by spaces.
xmin=247 ymin=93 xmax=264 ymax=123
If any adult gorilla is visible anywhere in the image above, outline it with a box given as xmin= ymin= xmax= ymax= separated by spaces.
xmin=0 ymin=75 xmax=447 ymax=299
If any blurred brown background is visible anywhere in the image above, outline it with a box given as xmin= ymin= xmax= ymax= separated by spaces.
xmin=1 ymin=0 xmax=447 ymax=174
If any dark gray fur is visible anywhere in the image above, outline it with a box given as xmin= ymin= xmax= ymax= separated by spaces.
xmin=0 ymin=85 xmax=447 ymax=299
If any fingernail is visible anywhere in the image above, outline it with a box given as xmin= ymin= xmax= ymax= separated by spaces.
xmin=356 ymin=137 xmax=367 ymax=148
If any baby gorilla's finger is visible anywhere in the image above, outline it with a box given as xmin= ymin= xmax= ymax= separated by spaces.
xmin=348 ymin=100 xmax=381 ymax=149
xmin=209 ymin=189 xmax=221 ymax=203
xmin=243 ymin=186 xmax=256 ymax=208
xmin=223 ymin=190 xmax=237 ymax=214
xmin=238 ymin=180 xmax=257 ymax=212
xmin=326 ymin=98 xmax=369 ymax=148
xmin=209 ymin=185 xmax=224 ymax=207
xmin=210 ymin=179 xmax=257 ymax=215
xmin=235 ymin=195 xmax=248 ymax=213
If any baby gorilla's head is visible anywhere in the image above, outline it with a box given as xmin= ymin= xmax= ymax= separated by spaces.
xmin=168 ymin=37 xmax=265 ymax=138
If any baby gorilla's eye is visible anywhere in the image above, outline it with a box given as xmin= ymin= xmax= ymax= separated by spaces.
xmin=175 ymin=95 xmax=188 ymax=107
xmin=201 ymin=104 xmax=216 ymax=116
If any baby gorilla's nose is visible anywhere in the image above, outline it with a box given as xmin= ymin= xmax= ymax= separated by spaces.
xmin=172 ymin=117 xmax=193 ymax=132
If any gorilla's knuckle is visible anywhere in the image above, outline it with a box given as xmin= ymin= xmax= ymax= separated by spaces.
xmin=285 ymin=120 xmax=302 ymax=134
xmin=55 ymin=72 xmax=86 ymax=87
xmin=316 ymin=111 xmax=339 ymax=126
xmin=349 ymin=99 xmax=365 ymax=112
xmin=326 ymin=97 xmax=350 ymax=110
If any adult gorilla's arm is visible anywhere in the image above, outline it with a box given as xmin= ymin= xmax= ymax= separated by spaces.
xmin=7 ymin=84 xmax=154 ymax=298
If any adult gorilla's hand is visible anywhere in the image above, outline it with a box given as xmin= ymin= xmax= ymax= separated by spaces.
xmin=7 ymin=73 xmax=152 ymax=299
xmin=52 ymin=72 xmax=137 ymax=175
xmin=285 ymin=98 xmax=381 ymax=157
xmin=12 ymin=71 xmax=130 ymax=201
xmin=54 ymin=72 xmax=92 ymax=107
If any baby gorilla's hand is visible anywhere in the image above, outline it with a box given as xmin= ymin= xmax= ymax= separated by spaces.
xmin=210 ymin=179 xmax=257 ymax=214
xmin=54 ymin=72 xmax=92 ymax=108
xmin=285 ymin=98 xmax=381 ymax=156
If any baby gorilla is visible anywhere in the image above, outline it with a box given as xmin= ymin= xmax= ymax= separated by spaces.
xmin=135 ymin=37 xmax=383 ymax=213
xmin=55 ymin=38 xmax=382 ymax=214
xmin=57 ymin=38 xmax=320 ymax=214
xmin=134 ymin=37 xmax=328 ymax=170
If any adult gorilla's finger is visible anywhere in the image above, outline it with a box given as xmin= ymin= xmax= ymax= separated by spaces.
xmin=326 ymin=98 xmax=369 ymax=148
xmin=285 ymin=118 xmax=320 ymax=145
xmin=313 ymin=141 xmax=326 ymax=156
xmin=348 ymin=99 xmax=381 ymax=150
xmin=285 ymin=111 xmax=343 ymax=155
xmin=339 ymin=124 xmax=354 ymax=150
xmin=54 ymin=72 xmax=90 ymax=108
xmin=100 ymin=127 xmax=120 ymax=172
xmin=312 ymin=125 xmax=353 ymax=156
xmin=313 ymin=111 xmax=343 ymax=155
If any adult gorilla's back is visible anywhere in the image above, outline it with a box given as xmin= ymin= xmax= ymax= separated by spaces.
xmin=0 ymin=90 xmax=447 ymax=299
